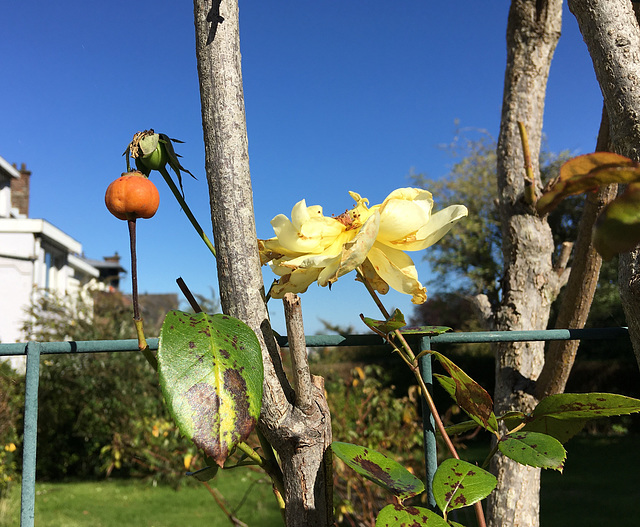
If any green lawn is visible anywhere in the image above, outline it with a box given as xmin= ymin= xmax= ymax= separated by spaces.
xmin=540 ymin=434 xmax=640 ymax=526
xmin=2 ymin=435 xmax=639 ymax=526
xmin=0 ymin=470 xmax=282 ymax=527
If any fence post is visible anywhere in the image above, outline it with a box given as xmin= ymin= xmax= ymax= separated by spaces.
xmin=419 ymin=336 xmax=437 ymax=509
xmin=20 ymin=341 xmax=41 ymax=527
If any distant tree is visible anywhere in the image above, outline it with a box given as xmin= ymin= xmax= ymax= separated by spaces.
xmin=22 ymin=288 xmax=136 ymax=342
xmin=411 ymin=132 xmax=575 ymax=310
xmin=20 ymin=289 xmax=180 ymax=480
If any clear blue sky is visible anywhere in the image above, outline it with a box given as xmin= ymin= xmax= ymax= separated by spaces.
xmin=1 ymin=2 xmax=603 ymax=335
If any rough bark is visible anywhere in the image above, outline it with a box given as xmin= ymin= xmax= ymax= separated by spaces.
xmin=193 ymin=2 xmax=333 ymax=525
xmin=487 ymin=2 xmax=563 ymax=526
xmin=568 ymin=0 xmax=640 ymax=370
xmin=536 ymin=107 xmax=616 ymax=399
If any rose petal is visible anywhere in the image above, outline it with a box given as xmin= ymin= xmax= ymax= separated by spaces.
xmin=365 ymin=242 xmax=427 ymax=304
xmin=382 ymin=204 xmax=469 ymax=251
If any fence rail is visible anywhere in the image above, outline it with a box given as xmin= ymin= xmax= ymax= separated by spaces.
xmin=0 ymin=326 xmax=630 ymax=526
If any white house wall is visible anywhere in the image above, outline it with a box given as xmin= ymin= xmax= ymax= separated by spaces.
xmin=0 ymin=255 xmax=34 ymax=344
xmin=0 ymin=180 xmax=11 ymax=217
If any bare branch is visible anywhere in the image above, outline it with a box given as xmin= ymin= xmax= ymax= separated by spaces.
xmin=471 ymin=293 xmax=495 ymax=330
xmin=283 ymin=293 xmax=313 ymax=414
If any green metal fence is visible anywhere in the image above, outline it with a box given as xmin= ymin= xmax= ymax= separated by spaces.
xmin=0 ymin=326 xmax=630 ymax=526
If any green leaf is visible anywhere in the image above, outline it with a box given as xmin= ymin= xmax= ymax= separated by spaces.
xmin=431 ymin=352 xmax=498 ymax=432
xmin=376 ymin=503 xmax=449 ymax=527
xmin=532 ymin=393 xmax=640 ymax=420
xmin=522 ymin=417 xmax=586 ymax=445
xmin=159 ymin=132 xmax=197 ymax=196
xmin=443 ymin=419 xmax=481 ymax=436
xmin=536 ymin=152 xmax=637 ymax=215
xmin=498 ymin=431 xmax=566 ymax=471
xmin=432 ymin=458 xmax=497 ymax=514
xmin=332 ymin=442 xmax=424 ymax=500
xmin=186 ymin=464 xmax=219 ymax=482
xmin=592 ymin=183 xmax=640 ymax=260
xmin=500 ymin=411 xmax=526 ymax=430
xmin=500 ymin=410 xmax=585 ymax=444
xmin=398 ymin=326 xmax=452 ymax=336
xmin=157 ymin=310 xmax=263 ymax=467
xmin=362 ymin=309 xmax=406 ymax=334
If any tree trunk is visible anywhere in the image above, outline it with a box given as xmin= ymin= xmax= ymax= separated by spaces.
xmin=536 ymin=107 xmax=616 ymax=399
xmin=568 ymin=0 xmax=640 ymax=371
xmin=487 ymin=2 xmax=563 ymax=526
xmin=193 ymin=2 xmax=333 ymax=525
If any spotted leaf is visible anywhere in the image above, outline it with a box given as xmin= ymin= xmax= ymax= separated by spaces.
xmin=158 ymin=310 xmax=263 ymax=467
xmin=533 ymin=392 xmax=640 ymax=420
xmin=375 ymin=503 xmax=448 ymax=526
xmin=332 ymin=442 xmax=424 ymax=500
xmin=498 ymin=431 xmax=566 ymax=471
xmin=431 ymin=352 xmax=498 ymax=433
xmin=432 ymin=458 xmax=496 ymax=515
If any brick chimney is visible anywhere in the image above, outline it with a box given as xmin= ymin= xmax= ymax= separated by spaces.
xmin=10 ymin=163 xmax=31 ymax=217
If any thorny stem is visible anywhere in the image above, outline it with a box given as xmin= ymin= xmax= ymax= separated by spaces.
xmin=159 ymin=166 xmax=217 ymax=258
xmin=357 ymin=269 xmax=488 ymax=527
xmin=127 ymin=219 xmax=157 ymax=370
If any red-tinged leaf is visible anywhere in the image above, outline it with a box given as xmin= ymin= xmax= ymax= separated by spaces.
xmin=431 ymin=352 xmax=497 ymax=432
xmin=435 ymin=374 xmax=497 ymax=433
xmin=537 ymin=152 xmax=637 ymax=215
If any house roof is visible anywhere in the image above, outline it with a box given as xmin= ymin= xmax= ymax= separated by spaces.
xmin=0 ymin=218 xmax=83 ymax=254
xmin=0 ymin=156 xmax=20 ymax=180
xmin=68 ymin=254 xmax=100 ymax=278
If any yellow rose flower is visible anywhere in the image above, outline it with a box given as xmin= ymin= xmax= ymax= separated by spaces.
xmin=259 ymin=188 xmax=467 ymax=304
xmin=362 ymin=188 xmax=469 ymax=303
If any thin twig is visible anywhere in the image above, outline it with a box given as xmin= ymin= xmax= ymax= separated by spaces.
xmin=177 ymin=276 xmax=202 ymax=313
xmin=201 ymin=481 xmax=249 ymax=527
xmin=357 ymin=269 xmax=488 ymax=527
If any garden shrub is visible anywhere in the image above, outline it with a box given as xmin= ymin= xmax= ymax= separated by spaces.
xmin=0 ymin=363 xmax=23 ymax=499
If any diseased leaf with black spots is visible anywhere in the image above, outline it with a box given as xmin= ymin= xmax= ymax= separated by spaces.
xmin=532 ymin=392 xmax=640 ymax=420
xmin=375 ymin=503 xmax=449 ymax=526
xmin=431 ymin=351 xmax=498 ymax=432
xmin=332 ymin=442 xmax=424 ymax=500
xmin=432 ymin=458 xmax=496 ymax=515
xmin=498 ymin=431 xmax=566 ymax=471
xmin=158 ymin=310 xmax=263 ymax=467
